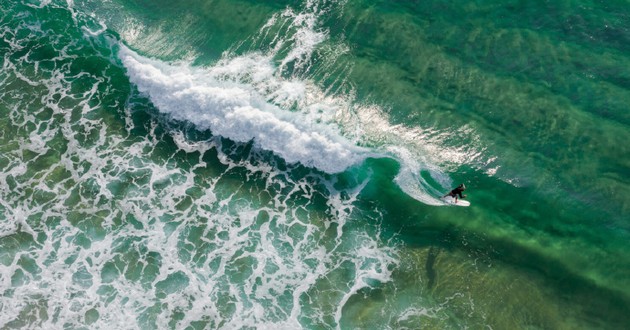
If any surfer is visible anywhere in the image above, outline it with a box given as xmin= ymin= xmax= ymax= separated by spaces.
xmin=444 ymin=184 xmax=467 ymax=202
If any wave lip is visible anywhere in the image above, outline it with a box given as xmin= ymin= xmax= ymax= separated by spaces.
xmin=118 ymin=46 xmax=367 ymax=173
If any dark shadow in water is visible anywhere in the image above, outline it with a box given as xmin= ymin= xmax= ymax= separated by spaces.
xmin=425 ymin=246 xmax=440 ymax=290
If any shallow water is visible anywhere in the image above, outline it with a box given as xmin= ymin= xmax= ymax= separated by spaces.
xmin=1 ymin=0 xmax=629 ymax=329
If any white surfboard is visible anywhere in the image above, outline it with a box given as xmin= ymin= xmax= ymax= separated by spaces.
xmin=441 ymin=196 xmax=470 ymax=207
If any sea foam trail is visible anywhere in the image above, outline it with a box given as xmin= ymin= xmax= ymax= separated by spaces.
xmin=118 ymin=46 xmax=367 ymax=174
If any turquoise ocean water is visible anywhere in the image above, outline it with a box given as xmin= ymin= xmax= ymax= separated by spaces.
xmin=1 ymin=0 xmax=629 ymax=328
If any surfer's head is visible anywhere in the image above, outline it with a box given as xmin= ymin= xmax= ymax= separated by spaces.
xmin=459 ymin=184 xmax=466 ymax=190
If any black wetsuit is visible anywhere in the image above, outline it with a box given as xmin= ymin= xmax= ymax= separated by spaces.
xmin=448 ymin=187 xmax=465 ymax=198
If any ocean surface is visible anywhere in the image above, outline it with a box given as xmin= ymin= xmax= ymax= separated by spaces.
xmin=1 ymin=0 xmax=629 ymax=328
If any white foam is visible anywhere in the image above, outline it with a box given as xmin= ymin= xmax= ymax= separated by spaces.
xmin=119 ymin=46 xmax=367 ymax=174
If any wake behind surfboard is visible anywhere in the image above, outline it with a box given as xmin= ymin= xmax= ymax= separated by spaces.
xmin=441 ymin=196 xmax=470 ymax=207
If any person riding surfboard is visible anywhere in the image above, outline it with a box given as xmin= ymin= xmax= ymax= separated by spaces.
xmin=444 ymin=184 xmax=467 ymax=203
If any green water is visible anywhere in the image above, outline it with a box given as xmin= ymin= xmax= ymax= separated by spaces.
xmin=0 ymin=0 xmax=629 ymax=329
